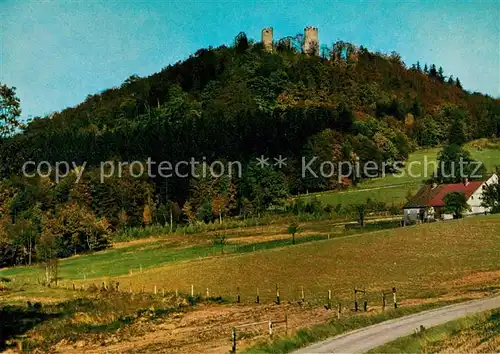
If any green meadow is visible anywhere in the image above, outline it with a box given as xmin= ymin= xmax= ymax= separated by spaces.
xmin=302 ymin=147 xmax=500 ymax=206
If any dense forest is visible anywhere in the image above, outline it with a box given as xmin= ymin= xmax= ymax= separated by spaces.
xmin=0 ymin=32 xmax=499 ymax=267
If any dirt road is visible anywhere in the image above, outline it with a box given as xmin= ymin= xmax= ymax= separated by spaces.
xmin=294 ymin=295 xmax=500 ymax=353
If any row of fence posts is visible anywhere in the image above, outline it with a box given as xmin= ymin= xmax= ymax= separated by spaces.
xmin=67 ymin=282 xmax=397 ymax=311
xmin=354 ymin=287 xmax=398 ymax=312
xmin=66 ymin=282 xmax=398 ymax=354
xmin=229 ymin=285 xmax=398 ymax=353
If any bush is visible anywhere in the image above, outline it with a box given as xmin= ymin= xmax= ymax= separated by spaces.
xmin=388 ymin=204 xmax=402 ymax=215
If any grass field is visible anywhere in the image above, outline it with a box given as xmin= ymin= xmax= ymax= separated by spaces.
xmin=2 ymin=215 xmax=499 ymax=353
xmin=303 ymin=185 xmax=419 ymax=207
xmin=53 ymin=214 xmax=500 ymax=305
xmin=302 ymin=146 xmax=500 ymax=206
xmin=0 ymin=218 xmax=401 ymax=281
xmin=0 ymin=289 xmax=203 ymax=352
xmin=370 ymin=308 xmax=500 ymax=353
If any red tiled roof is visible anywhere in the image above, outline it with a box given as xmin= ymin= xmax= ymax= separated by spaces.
xmin=404 ymin=184 xmax=443 ymax=208
xmin=427 ymin=181 xmax=483 ymax=207
xmin=405 ymin=180 xmax=485 ymax=209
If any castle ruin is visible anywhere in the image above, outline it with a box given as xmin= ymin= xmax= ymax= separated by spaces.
xmin=303 ymin=26 xmax=319 ymax=55
xmin=261 ymin=27 xmax=273 ymax=52
xmin=261 ymin=26 xmax=319 ymax=55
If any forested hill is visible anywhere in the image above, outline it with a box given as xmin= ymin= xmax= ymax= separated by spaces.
xmin=0 ymin=33 xmax=499 ymax=242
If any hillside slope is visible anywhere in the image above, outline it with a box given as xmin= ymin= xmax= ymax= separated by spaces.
xmin=2 ymin=34 xmax=499 ymax=194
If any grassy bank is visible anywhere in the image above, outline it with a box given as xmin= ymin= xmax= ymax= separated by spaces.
xmin=0 ymin=287 xmax=218 ymax=353
xmin=370 ymin=308 xmax=500 ymax=353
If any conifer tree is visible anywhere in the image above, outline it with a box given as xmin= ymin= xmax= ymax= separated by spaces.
xmin=438 ymin=66 xmax=445 ymax=82
xmin=429 ymin=64 xmax=438 ymax=77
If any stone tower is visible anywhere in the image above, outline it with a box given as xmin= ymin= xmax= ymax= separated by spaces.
xmin=261 ymin=27 xmax=273 ymax=52
xmin=303 ymin=26 xmax=319 ymax=55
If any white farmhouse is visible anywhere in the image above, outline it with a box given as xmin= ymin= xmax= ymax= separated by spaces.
xmin=403 ymin=174 xmax=498 ymax=223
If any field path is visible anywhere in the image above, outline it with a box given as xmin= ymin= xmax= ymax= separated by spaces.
xmin=294 ymin=295 xmax=500 ymax=353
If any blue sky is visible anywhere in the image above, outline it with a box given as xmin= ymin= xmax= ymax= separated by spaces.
xmin=1 ymin=0 xmax=499 ymax=119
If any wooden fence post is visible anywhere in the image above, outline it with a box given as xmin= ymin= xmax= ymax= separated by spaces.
xmin=393 ymin=287 xmax=398 ymax=309
xmin=276 ymin=284 xmax=280 ymax=305
xmin=231 ymin=327 xmax=236 ymax=353
xmin=338 ymin=303 xmax=341 ymax=319
xmin=191 ymin=284 xmax=194 ymax=297
xmin=328 ymin=290 xmax=332 ymax=310
xmin=154 ymin=285 xmax=157 ymax=295
xmin=354 ymin=288 xmax=358 ymax=312
xmin=237 ymin=287 xmax=240 ymax=303
xmin=285 ymin=314 xmax=288 ymax=335
xmin=175 ymin=289 xmax=178 ymax=297
xmin=363 ymin=300 xmax=368 ymax=312
xmin=268 ymin=318 xmax=273 ymax=337
xmin=72 ymin=283 xmax=75 ymax=291
xmin=206 ymin=288 xmax=210 ymax=298
xmin=382 ymin=293 xmax=386 ymax=311
xmin=256 ymin=288 xmax=259 ymax=304
xmin=301 ymin=286 xmax=305 ymax=302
